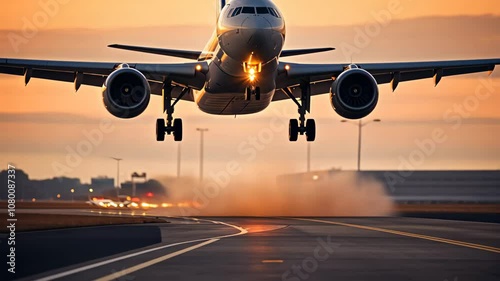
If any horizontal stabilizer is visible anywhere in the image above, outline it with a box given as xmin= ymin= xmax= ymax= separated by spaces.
xmin=281 ymin=47 xmax=335 ymax=57
xmin=108 ymin=44 xmax=202 ymax=60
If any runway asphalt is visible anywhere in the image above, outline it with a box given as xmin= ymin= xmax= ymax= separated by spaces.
xmin=2 ymin=212 xmax=499 ymax=281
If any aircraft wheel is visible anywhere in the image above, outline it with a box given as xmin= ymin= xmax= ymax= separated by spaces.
xmin=255 ymin=87 xmax=261 ymax=101
xmin=156 ymin=119 xmax=166 ymax=142
xmin=306 ymin=119 xmax=316 ymax=142
xmin=289 ymin=119 xmax=299 ymax=142
xmin=173 ymin=118 xmax=183 ymax=142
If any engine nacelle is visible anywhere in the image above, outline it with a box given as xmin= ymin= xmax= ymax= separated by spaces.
xmin=102 ymin=64 xmax=151 ymax=119
xmin=330 ymin=67 xmax=379 ymax=119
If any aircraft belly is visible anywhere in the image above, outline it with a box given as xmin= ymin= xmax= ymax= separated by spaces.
xmin=197 ymin=91 xmax=273 ymax=115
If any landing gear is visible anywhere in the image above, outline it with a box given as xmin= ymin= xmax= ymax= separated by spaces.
xmin=284 ymin=82 xmax=316 ymax=142
xmin=156 ymin=81 xmax=189 ymax=142
xmin=245 ymin=86 xmax=261 ymax=101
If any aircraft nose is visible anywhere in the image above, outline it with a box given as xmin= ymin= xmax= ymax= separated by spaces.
xmin=219 ymin=16 xmax=284 ymax=63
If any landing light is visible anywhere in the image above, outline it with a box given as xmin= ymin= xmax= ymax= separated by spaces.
xmin=285 ymin=65 xmax=290 ymax=71
xmin=195 ymin=65 xmax=202 ymax=71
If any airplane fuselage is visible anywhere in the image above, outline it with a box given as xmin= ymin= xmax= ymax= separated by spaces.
xmin=195 ymin=0 xmax=286 ymax=115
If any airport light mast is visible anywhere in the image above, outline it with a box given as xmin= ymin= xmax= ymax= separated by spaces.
xmin=340 ymin=119 xmax=381 ymax=171
xmin=111 ymin=157 xmax=122 ymax=196
xmin=196 ymin=128 xmax=209 ymax=183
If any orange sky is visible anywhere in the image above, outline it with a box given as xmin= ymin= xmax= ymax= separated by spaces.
xmin=2 ymin=0 xmax=500 ymax=29
xmin=1 ymin=0 xmax=500 ymax=182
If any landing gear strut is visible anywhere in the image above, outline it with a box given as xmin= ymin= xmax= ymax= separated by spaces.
xmin=245 ymin=86 xmax=261 ymax=101
xmin=283 ymin=82 xmax=316 ymax=142
xmin=156 ymin=80 xmax=188 ymax=142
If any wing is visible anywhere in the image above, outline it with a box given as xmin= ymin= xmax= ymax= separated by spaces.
xmin=280 ymin=47 xmax=335 ymax=57
xmin=108 ymin=44 xmax=207 ymax=60
xmin=0 ymin=58 xmax=208 ymax=101
xmin=273 ymin=59 xmax=500 ymax=101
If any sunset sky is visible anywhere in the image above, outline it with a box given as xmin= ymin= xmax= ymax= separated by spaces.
xmin=1 ymin=0 xmax=500 ymax=183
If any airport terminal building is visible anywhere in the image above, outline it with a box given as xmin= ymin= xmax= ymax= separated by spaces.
xmin=277 ymin=170 xmax=500 ymax=204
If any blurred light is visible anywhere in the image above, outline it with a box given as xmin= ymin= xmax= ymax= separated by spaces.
xmin=56 ymin=194 xmax=61 ymax=199
xmin=89 ymin=188 xmax=94 ymax=193
xmin=130 ymin=202 xmax=139 ymax=208
xmin=126 ymin=196 xmax=131 ymax=201
xmin=32 ymin=198 xmax=36 ymax=202
xmin=70 ymin=188 xmax=75 ymax=193
xmin=146 ymin=192 xmax=154 ymax=198
xmin=162 ymin=203 xmax=172 ymax=208
xmin=285 ymin=65 xmax=290 ymax=71
xmin=195 ymin=64 xmax=202 ymax=71
xmin=312 ymin=175 xmax=319 ymax=181
xmin=131 ymin=197 xmax=141 ymax=202
xmin=141 ymin=202 xmax=150 ymax=208
xmin=119 ymin=203 xmax=124 ymax=208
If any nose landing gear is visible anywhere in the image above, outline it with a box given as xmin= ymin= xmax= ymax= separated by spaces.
xmin=245 ymin=86 xmax=261 ymax=101
xmin=283 ymin=82 xmax=316 ymax=142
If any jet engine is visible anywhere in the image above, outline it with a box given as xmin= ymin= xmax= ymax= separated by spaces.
xmin=330 ymin=66 xmax=379 ymax=119
xmin=102 ymin=64 xmax=151 ymax=119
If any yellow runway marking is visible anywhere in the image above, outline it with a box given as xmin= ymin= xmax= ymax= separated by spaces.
xmin=293 ymin=218 xmax=500 ymax=254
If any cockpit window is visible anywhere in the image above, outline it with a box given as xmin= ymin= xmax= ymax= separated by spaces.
xmin=231 ymin=7 xmax=242 ymax=17
xmin=269 ymin=8 xmax=281 ymax=18
xmin=256 ymin=7 xmax=269 ymax=14
xmin=241 ymin=7 xmax=255 ymax=14
xmin=227 ymin=8 xmax=234 ymax=18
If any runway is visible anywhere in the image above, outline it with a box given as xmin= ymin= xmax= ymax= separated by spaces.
xmin=5 ymin=214 xmax=500 ymax=281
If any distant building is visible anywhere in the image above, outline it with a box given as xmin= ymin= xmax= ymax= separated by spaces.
xmin=91 ymin=177 xmax=115 ymax=194
xmin=277 ymin=170 xmax=500 ymax=204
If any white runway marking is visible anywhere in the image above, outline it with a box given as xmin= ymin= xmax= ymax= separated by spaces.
xmin=37 ymin=218 xmax=248 ymax=281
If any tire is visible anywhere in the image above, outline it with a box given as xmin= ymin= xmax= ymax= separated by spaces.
xmin=306 ymin=119 xmax=316 ymax=142
xmin=245 ymin=87 xmax=252 ymax=101
xmin=156 ymin=119 xmax=166 ymax=142
xmin=173 ymin=118 xmax=183 ymax=142
xmin=289 ymin=119 xmax=299 ymax=142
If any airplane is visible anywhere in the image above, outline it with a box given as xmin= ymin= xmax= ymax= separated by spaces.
xmin=1 ymin=0 xmax=499 ymax=142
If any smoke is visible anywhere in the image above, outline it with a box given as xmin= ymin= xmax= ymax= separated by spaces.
xmin=155 ymin=169 xmax=394 ymax=217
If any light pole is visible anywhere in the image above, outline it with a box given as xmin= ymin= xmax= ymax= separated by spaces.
xmin=196 ymin=128 xmax=209 ymax=183
xmin=177 ymin=143 xmax=181 ymax=178
xmin=340 ymin=119 xmax=381 ymax=171
xmin=111 ymin=157 xmax=122 ymax=196
xmin=70 ymin=188 xmax=75 ymax=202
xmin=307 ymin=142 xmax=311 ymax=173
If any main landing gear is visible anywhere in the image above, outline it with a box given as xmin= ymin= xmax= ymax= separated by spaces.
xmin=245 ymin=86 xmax=261 ymax=101
xmin=283 ymin=82 xmax=316 ymax=142
xmin=156 ymin=81 xmax=189 ymax=142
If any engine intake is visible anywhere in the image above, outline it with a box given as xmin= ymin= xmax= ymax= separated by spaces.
xmin=103 ymin=65 xmax=151 ymax=119
xmin=330 ymin=67 xmax=379 ymax=119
